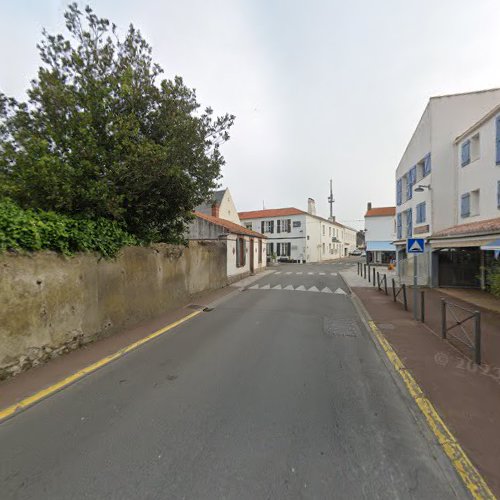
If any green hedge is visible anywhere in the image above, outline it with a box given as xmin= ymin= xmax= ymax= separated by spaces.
xmin=0 ymin=198 xmax=139 ymax=258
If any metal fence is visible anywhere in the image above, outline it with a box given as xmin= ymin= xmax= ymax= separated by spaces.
xmin=441 ymin=299 xmax=481 ymax=365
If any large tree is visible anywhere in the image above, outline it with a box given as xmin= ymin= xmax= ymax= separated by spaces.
xmin=0 ymin=4 xmax=234 ymax=242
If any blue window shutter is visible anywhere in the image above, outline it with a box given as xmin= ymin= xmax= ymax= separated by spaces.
xmin=461 ymin=140 xmax=470 ymax=167
xmin=424 ymin=153 xmax=431 ymax=176
xmin=496 ymin=116 xmax=500 ymax=165
xmin=396 ymin=178 xmax=402 ymax=206
xmin=396 ymin=213 xmax=402 ymax=239
xmin=422 ymin=202 xmax=426 ymax=222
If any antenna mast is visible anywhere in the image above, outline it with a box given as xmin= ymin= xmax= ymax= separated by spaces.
xmin=328 ymin=179 xmax=335 ymax=219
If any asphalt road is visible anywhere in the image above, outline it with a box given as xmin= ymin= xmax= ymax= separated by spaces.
xmin=0 ymin=261 xmax=467 ymax=499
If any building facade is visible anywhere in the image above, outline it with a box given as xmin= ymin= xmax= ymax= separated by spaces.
xmin=364 ymin=204 xmax=396 ymax=265
xmin=239 ymin=199 xmax=357 ymax=263
xmin=395 ymin=88 xmax=500 ymax=288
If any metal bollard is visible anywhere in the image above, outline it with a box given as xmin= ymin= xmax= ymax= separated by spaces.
xmin=363 ymin=264 xmax=366 ymax=279
xmin=368 ymin=264 xmax=371 ymax=282
xmin=420 ymin=290 xmax=425 ymax=323
xmin=377 ymin=272 xmax=380 ymax=290
xmin=392 ymin=278 xmax=396 ymax=302
xmin=372 ymin=267 xmax=376 ymax=286
xmin=474 ymin=311 xmax=481 ymax=365
xmin=441 ymin=299 xmax=447 ymax=339
xmin=402 ymin=284 xmax=408 ymax=311
xmin=384 ymin=275 xmax=388 ymax=295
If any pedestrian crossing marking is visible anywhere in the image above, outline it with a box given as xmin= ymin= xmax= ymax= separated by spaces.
xmin=319 ymin=272 xmax=326 ymax=275
xmin=308 ymin=272 xmax=314 ymax=275
xmin=330 ymin=273 xmax=337 ymax=276
xmin=245 ymin=283 xmax=345 ymax=295
xmin=285 ymin=272 xmax=292 ymax=275
xmin=274 ymin=271 xmax=281 ymax=274
xmin=296 ymin=272 xmax=303 ymax=275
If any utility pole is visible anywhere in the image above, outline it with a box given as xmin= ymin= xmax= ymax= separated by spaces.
xmin=328 ymin=179 xmax=335 ymax=219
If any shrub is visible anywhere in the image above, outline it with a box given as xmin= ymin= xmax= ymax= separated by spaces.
xmin=487 ymin=264 xmax=500 ymax=298
xmin=0 ymin=198 xmax=138 ymax=258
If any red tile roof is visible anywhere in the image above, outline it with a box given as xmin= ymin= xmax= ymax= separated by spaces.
xmin=238 ymin=207 xmax=306 ymax=219
xmin=431 ymin=217 xmax=500 ymax=238
xmin=194 ymin=211 xmax=266 ymax=238
xmin=365 ymin=207 xmax=396 ymax=217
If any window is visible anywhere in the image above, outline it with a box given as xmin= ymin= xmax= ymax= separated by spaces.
xmin=329 ymin=227 xmax=331 ymax=237
xmin=266 ymin=242 xmax=274 ymax=256
xmin=322 ymin=225 xmax=325 ymax=236
xmin=470 ymin=133 xmax=480 ymax=161
xmin=236 ymin=238 xmax=246 ymax=267
xmin=461 ymin=139 xmax=471 ymax=167
xmin=277 ymin=219 xmax=291 ymax=233
xmin=406 ymin=208 xmax=412 ymax=237
xmin=470 ymin=189 xmax=480 ymax=216
xmin=277 ymin=242 xmax=291 ymax=257
xmin=293 ymin=220 xmax=301 ymax=228
xmin=322 ymin=242 xmax=325 ymax=253
xmin=261 ymin=220 xmax=274 ymax=233
xmin=496 ymin=115 xmax=500 ymax=165
xmin=423 ymin=153 xmax=431 ymax=177
xmin=244 ymin=222 xmax=252 ymax=230
xmin=406 ymin=166 xmax=416 ymax=200
xmin=416 ymin=202 xmax=426 ymax=224
xmin=396 ymin=178 xmax=402 ymax=206
xmin=461 ymin=193 xmax=470 ymax=218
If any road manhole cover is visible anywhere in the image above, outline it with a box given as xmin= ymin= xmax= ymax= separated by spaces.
xmin=323 ymin=317 xmax=361 ymax=337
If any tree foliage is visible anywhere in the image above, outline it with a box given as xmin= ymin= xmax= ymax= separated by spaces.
xmin=0 ymin=198 xmax=137 ymax=258
xmin=0 ymin=4 xmax=234 ymax=243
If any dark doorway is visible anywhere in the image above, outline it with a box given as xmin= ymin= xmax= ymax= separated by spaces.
xmin=438 ymin=248 xmax=481 ymax=288
xmin=249 ymin=238 xmax=254 ymax=273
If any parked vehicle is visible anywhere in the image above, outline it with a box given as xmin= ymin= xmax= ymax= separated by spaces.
xmin=349 ymin=249 xmax=362 ymax=256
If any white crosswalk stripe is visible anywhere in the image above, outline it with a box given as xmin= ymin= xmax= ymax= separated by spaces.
xmin=334 ymin=288 xmax=347 ymax=295
xmin=308 ymin=286 xmax=320 ymax=292
xmin=295 ymin=285 xmax=306 ymax=291
xmin=284 ymin=284 xmax=294 ymax=290
xmin=285 ymin=272 xmax=293 ymax=275
xmin=274 ymin=272 xmax=281 ymax=275
xmin=321 ymin=287 xmax=333 ymax=293
xmin=308 ymin=272 xmax=314 ymax=275
xmin=272 ymin=284 xmax=282 ymax=289
xmin=330 ymin=273 xmax=337 ymax=276
xmin=319 ymin=272 xmax=326 ymax=275
xmin=296 ymin=272 xmax=303 ymax=275
xmin=261 ymin=284 xmax=270 ymax=289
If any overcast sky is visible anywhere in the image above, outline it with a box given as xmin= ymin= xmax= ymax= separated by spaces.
xmin=2 ymin=0 xmax=500 ymax=229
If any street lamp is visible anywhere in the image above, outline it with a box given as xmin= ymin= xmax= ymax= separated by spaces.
xmin=414 ymin=184 xmax=431 ymax=192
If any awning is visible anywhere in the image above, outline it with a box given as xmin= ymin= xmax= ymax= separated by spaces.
xmin=481 ymin=238 xmax=500 ymax=251
xmin=366 ymin=241 xmax=395 ymax=252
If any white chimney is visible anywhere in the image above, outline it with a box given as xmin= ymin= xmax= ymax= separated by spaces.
xmin=307 ymin=198 xmax=316 ymax=215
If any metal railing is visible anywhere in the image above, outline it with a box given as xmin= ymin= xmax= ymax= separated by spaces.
xmin=376 ymin=272 xmax=388 ymax=295
xmin=441 ymin=299 xmax=481 ymax=365
xmin=391 ymin=279 xmax=408 ymax=311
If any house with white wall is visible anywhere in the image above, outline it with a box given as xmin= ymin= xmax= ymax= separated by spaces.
xmin=395 ymin=88 xmax=500 ymax=288
xmin=239 ymin=198 xmax=357 ymax=263
xmin=364 ymin=203 xmax=396 ymax=265
xmin=189 ymin=188 xmax=267 ymax=282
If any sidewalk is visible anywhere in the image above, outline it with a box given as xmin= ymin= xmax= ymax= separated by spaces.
xmin=341 ymin=267 xmax=500 ymax=497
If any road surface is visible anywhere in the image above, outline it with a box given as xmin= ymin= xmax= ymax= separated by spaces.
xmin=0 ymin=261 xmax=467 ymax=499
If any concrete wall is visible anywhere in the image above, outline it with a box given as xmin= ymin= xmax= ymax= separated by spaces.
xmin=0 ymin=241 xmax=227 ymax=378
xmin=365 ymin=215 xmax=396 ymax=242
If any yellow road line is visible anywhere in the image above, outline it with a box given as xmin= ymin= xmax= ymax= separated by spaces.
xmin=0 ymin=310 xmax=202 ymax=423
xmin=368 ymin=320 xmax=496 ymax=500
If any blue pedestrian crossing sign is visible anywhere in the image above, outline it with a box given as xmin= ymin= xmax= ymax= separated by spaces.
xmin=407 ymin=238 xmax=425 ymax=253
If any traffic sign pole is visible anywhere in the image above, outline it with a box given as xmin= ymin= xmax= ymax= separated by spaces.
xmin=406 ymin=238 xmax=425 ymax=322
xmin=413 ymin=254 xmax=418 ymax=321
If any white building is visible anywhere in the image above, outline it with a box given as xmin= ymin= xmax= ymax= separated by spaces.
xmin=239 ymin=198 xmax=357 ymax=263
xmin=364 ymin=203 xmax=396 ymax=265
xmin=395 ymin=88 xmax=500 ymax=288
xmin=189 ymin=189 xmax=267 ymax=282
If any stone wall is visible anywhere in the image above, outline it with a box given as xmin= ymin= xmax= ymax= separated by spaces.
xmin=0 ymin=241 xmax=227 ymax=379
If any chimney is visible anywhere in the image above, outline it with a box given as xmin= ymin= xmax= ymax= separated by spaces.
xmin=211 ymin=202 xmax=220 ymax=218
xmin=367 ymin=202 xmax=372 ymax=211
xmin=307 ymin=198 xmax=316 ymax=215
